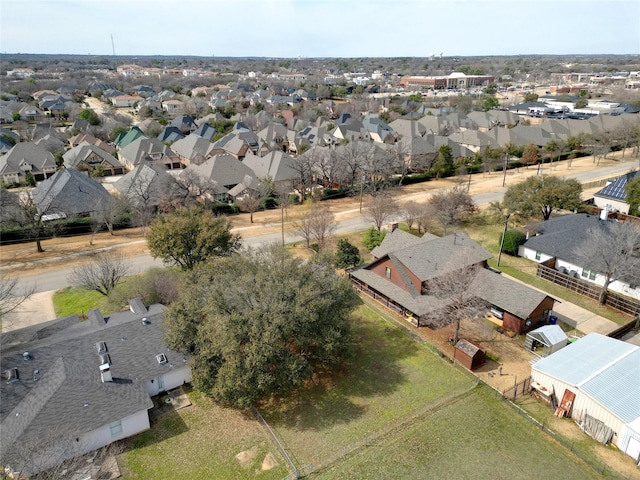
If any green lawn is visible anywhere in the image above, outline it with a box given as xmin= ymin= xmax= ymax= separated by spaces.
xmin=52 ymin=286 xmax=108 ymax=318
xmin=260 ymin=303 xmax=478 ymax=468
xmin=119 ymin=390 xmax=289 ymax=480
xmin=317 ymin=384 xmax=606 ymax=480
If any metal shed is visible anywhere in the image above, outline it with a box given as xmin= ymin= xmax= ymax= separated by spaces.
xmin=524 ymin=324 xmax=567 ymax=357
xmin=454 ymin=339 xmax=485 ymax=371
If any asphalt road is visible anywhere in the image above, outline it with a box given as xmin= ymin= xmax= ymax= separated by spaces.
xmin=12 ymin=155 xmax=639 ymax=295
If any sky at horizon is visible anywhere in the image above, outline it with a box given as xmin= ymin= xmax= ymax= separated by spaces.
xmin=1 ymin=0 xmax=639 ymax=58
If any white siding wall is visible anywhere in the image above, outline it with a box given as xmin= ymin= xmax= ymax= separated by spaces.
xmin=78 ymin=409 xmax=150 ymax=454
xmin=518 ymin=246 xmax=554 ymax=263
xmin=144 ymin=365 xmax=191 ymax=396
xmin=593 ymin=196 xmax=630 ymax=215
xmin=530 ymin=369 xmax=574 ymax=403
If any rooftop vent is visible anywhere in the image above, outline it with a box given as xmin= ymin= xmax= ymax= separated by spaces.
xmin=5 ymin=368 xmax=19 ymax=384
xmin=23 ymin=352 xmax=32 ymax=361
xmin=99 ymin=353 xmax=111 ymax=366
xmin=96 ymin=341 xmax=108 ymax=354
xmin=100 ymin=363 xmax=112 ymax=383
xmin=156 ymin=353 xmax=168 ymax=365
xmin=142 ymin=317 xmax=150 ymax=326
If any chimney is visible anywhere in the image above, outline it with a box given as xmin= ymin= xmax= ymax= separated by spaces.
xmin=100 ymin=363 xmax=113 ymax=383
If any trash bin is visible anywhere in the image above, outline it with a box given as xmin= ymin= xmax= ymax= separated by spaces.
xmin=550 ymin=316 xmax=558 ymax=325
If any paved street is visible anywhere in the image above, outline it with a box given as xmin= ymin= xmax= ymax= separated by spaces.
xmin=2 ymin=153 xmax=639 ymax=332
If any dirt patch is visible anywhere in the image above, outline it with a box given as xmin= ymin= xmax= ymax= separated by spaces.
xmin=261 ymin=452 xmax=279 ymax=471
xmin=235 ymin=445 xmax=258 ymax=468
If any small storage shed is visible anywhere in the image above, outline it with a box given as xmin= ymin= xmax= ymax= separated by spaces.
xmin=524 ymin=324 xmax=568 ymax=357
xmin=454 ymin=339 xmax=485 ymax=371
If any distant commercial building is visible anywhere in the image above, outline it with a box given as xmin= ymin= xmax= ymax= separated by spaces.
xmin=400 ymin=72 xmax=494 ymax=90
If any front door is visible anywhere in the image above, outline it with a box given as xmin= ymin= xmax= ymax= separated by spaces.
xmin=157 ymin=376 xmax=165 ymax=393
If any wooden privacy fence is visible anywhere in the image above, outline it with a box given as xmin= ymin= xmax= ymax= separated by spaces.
xmin=536 ymin=263 xmax=640 ymax=317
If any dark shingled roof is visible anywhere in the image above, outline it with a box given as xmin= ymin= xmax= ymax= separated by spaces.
xmin=455 ymin=339 xmax=482 ymax=357
xmin=0 ymin=302 xmax=185 ymax=470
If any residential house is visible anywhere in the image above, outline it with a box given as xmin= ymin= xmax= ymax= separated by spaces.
xmin=32 ymin=168 xmax=113 ymax=217
xmin=111 ymin=95 xmax=143 ymax=108
xmin=350 ymin=229 xmax=555 ymax=334
xmin=63 ymin=142 xmax=125 ymax=176
xmin=157 ymin=126 xmax=185 ymax=144
xmin=211 ymin=128 xmax=263 ymax=159
xmin=242 ymin=150 xmax=298 ymax=187
xmin=389 ymin=119 xmax=427 ymax=139
xmin=118 ymin=137 xmax=182 ymax=170
xmin=162 ymin=99 xmax=184 ymax=115
xmin=114 ymin=163 xmax=175 ymax=209
xmin=18 ymin=105 xmax=45 ymax=122
xmin=593 ymin=171 xmax=640 ymax=215
xmin=530 ymin=334 xmax=640 ymax=462
xmin=170 ymin=134 xmax=215 ymax=166
xmin=331 ymin=122 xmax=370 ymax=143
xmin=170 ymin=115 xmax=198 ymax=134
xmin=257 ymin=123 xmax=291 ymax=152
xmin=0 ymin=142 xmax=57 ymax=184
xmin=68 ymin=133 xmax=115 ymax=154
xmin=114 ymin=126 xmax=147 ymax=150
xmin=0 ymin=300 xmax=192 ymax=477
xmin=185 ymin=153 xmax=256 ymax=200
xmin=518 ymin=213 xmax=640 ymax=300
xmin=362 ymin=114 xmax=396 ymax=143
xmin=191 ymin=122 xmax=218 ymax=141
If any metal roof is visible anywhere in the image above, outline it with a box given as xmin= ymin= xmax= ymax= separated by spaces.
xmin=527 ymin=324 xmax=567 ymax=347
xmin=532 ymin=333 xmax=637 ymax=387
xmin=579 ymin=349 xmax=640 ymax=423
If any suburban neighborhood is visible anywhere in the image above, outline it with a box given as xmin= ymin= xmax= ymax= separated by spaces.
xmin=1 ymin=43 xmax=640 ymax=480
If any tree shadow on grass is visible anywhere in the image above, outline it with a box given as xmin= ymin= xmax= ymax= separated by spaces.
xmin=260 ymin=312 xmax=419 ymax=432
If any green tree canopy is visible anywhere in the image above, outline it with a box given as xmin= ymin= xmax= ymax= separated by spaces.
xmin=363 ymin=226 xmax=386 ymax=250
xmin=147 ymin=207 xmax=241 ymax=270
xmin=624 ymin=176 xmax=640 ymax=216
xmin=503 ymin=175 xmax=583 ymax=221
xmin=334 ymin=238 xmax=361 ymax=269
xmin=78 ymin=108 xmax=101 ymax=126
xmin=165 ymin=246 xmax=359 ymax=408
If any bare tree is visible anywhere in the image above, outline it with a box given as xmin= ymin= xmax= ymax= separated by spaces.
xmin=165 ymin=169 xmax=219 ymax=209
xmin=0 ymin=275 xmax=35 ymax=319
xmin=366 ymin=193 xmax=398 ymax=232
xmin=422 ymin=261 xmax=486 ymax=344
xmin=428 ymin=186 xmax=477 ymax=235
xmin=292 ymin=148 xmax=319 ymax=202
xmin=293 ymin=205 xmax=336 ymax=249
xmin=574 ymin=221 xmax=640 ymax=304
xmin=402 ymin=200 xmax=434 ymax=234
xmin=234 ymin=180 xmax=269 ymax=223
xmin=68 ymin=250 xmax=130 ymax=296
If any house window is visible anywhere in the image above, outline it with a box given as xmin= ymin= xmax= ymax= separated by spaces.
xmin=110 ymin=420 xmax=123 ymax=436
xmin=535 ymin=251 xmax=541 ymax=261
xmin=582 ymin=269 xmax=596 ymax=281
xmin=385 ymin=267 xmax=391 ymax=278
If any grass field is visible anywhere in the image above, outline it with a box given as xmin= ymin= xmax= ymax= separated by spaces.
xmin=118 ymin=390 xmax=288 ymax=480
xmin=52 ymin=286 xmax=108 ymax=318
xmin=317 ymin=384 xmax=605 ymax=480
xmin=260 ymin=303 xmax=478 ymax=467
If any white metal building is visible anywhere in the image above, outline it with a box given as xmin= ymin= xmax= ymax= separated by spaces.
xmin=531 ymin=333 xmax=640 ymax=462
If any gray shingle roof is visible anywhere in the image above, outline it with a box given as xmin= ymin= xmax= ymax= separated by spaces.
xmin=32 ymin=169 xmax=113 ymax=216
xmin=0 ymin=303 xmax=184 ymax=468
xmin=370 ymin=229 xmax=436 ymax=259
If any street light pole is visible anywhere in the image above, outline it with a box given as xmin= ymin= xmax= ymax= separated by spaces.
xmin=359 ymin=175 xmax=365 ymax=213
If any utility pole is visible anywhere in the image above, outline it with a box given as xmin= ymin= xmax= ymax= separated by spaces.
xmin=111 ymin=34 xmax=116 ymax=56
xmin=359 ymin=175 xmax=365 ymax=213
xmin=502 ymin=152 xmax=508 ymax=187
